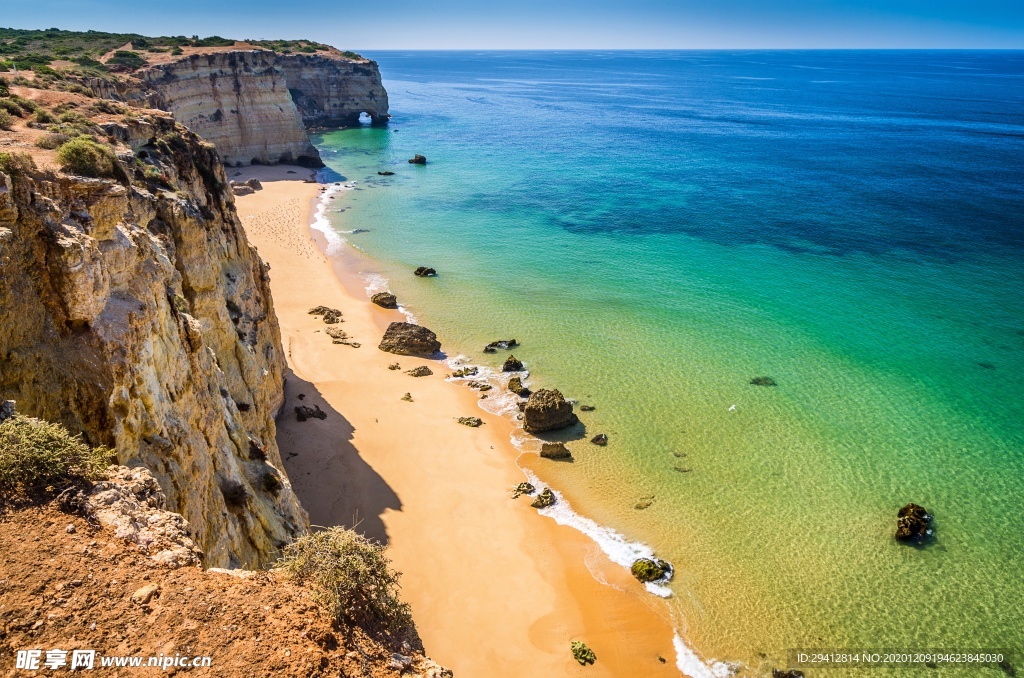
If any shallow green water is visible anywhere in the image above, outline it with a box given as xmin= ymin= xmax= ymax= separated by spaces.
xmin=312 ymin=51 xmax=1024 ymax=674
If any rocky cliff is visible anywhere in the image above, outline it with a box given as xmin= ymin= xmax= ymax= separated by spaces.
xmin=137 ymin=51 xmax=388 ymax=167
xmin=0 ymin=110 xmax=308 ymax=568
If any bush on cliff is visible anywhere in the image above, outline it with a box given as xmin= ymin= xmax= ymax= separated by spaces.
xmin=56 ymin=137 xmax=116 ymax=178
xmin=0 ymin=415 xmax=112 ymax=504
xmin=0 ymin=109 xmax=12 ymax=131
xmin=0 ymin=151 xmax=37 ymax=176
xmin=0 ymin=79 xmax=9 ymax=97
xmin=280 ymin=527 xmax=414 ymax=645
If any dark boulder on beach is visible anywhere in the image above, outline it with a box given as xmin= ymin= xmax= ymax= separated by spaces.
xmin=540 ymin=442 xmax=572 ymax=460
xmin=295 ymin=404 xmax=327 ymax=422
xmin=414 ymin=266 xmax=437 ymax=277
xmin=523 ymin=389 xmax=578 ymax=433
xmin=378 ymin=322 xmax=442 ymax=356
xmin=502 ymin=355 xmax=525 ymax=372
xmin=371 ymin=292 xmax=398 ymax=309
xmin=630 ymin=558 xmax=672 ymax=583
xmin=531 ymin=488 xmax=556 ymax=509
xmin=895 ymin=503 xmax=933 ymax=542
xmin=457 ymin=416 xmax=483 ymax=427
xmin=408 ymin=154 xmax=427 ymax=165
xmin=508 ymin=376 xmax=530 ymax=397
xmin=591 ymin=433 xmax=608 ymax=446
xmin=406 ymin=366 xmax=433 ymax=377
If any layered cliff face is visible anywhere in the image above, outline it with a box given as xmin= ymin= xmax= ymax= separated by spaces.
xmin=137 ymin=51 xmax=389 ymax=167
xmin=0 ymin=113 xmax=308 ymax=568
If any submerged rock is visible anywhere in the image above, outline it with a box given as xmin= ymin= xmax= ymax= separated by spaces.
xmin=895 ymin=503 xmax=933 ymax=542
xmin=502 ymin=355 xmax=525 ymax=372
xmin=507 ymin=376 xmax=530 ymax=397
xmin=523 ymin=389 xmax=579 ymax=433
xmin=406 ymin=366 xmax=433 ymax=377
xmin=484 ymin=339 xmax=519 ymax=352
xmin=295 ymin=405 xmax=327 ymax=422
xmin=571 ymin=641 xmax=597 ymax=666
xmin=378 ymin=171 xmax=395 ymax=176
xmin=750 ymin=376 xmax=778 ymax=387
xmin=511 ymin=482 xmax=536 ymax=498
xmin=408 ymin=154 xmax=427 ymax=165
xmin=371 ymin=292 xmax=398 ymax=309
xmin=414 ymin=266 xmax=437 ymax=277
xmin=591 ymin=433 xmax=608 ymax=446
xmin=378 ymin=322 xmax=442 ymax=356
xmin=457 ymin=416 xmax=483 ymax=428
xmin=531 ymin=488 xmax=556 ymax=509
xmin=634 ymin=495 xmax=654 ymax=510
xmin=630 ymin=558 xmax=672 ymax=583
xmin=540 ymin=442 xmax=572 ymax=459
xmin=579 ymin=404 xmax=596 ymax=412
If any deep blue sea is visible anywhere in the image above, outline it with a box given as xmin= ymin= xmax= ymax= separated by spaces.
xmin=313 ymin=51 xmax=1024 ymax=674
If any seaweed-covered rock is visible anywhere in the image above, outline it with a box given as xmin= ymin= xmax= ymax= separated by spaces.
xmin=531 ymin=488 xmax=556 ymax=509
xmin=540 ymin=442 xmax=572 ymax=459
xmin=378 ymin=322 xmax=442 ymax=356
xmin=413 ymin=266 xmax=437 ymax=277
xmin=523 ymin=389 xmax=578 ymax=433
xmin=502 ymin=355 xmax=525 ymax=372
xmin=571 ymin=641 xmax=597 ymax=666
xmin=484 ymin=339 xmax=519 ymax=353
xmin=406 ymin=366 xmax=433 ymax=377
xmin=511 ymin=482 xmax=535 ymax=498
xmin=408 ymin=154 xmax=427 ymax=165
xmin=579 ymin=404 xmax=596 ymax=412
xmin=750 ymin=376 xmax=777 ymax=387
xmin=371 ymin=292 xmax=398 ymax=309
xmin=591 ymin=433 xmax=608 ymax=446
xmin=630 ymin=558 xmax=672 ymax=583
xmin=295 ymin=405 xmax=327 ymax=422
xmin=895 ymin=503 xmax=933 ymax=542
xmin=457 ymin=417 xmax=483 ymax=428
xmin=508 ymin=376 xmax=530 ymax=397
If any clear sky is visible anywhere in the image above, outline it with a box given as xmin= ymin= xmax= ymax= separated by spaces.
xmin=3 ymin=0 xmax=1023 ymax=49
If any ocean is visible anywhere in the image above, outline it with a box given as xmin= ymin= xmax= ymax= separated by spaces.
xmin=310 ymin=50 xmax=1024 ymax=674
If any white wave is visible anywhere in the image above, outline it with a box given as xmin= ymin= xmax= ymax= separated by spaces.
xmin=309 ymin=179 xmax=351 ymax=256
xmin=673 ymin=635 xmax=739 ymax=678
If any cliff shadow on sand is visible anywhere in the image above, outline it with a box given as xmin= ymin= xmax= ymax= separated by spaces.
xmin=277 ymin=368 xmax=400 ymax=545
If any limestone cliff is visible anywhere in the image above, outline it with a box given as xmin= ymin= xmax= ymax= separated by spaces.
xmin=137 ymin=51 xmax=388 ymax=167
xmin=0 ymin=113 xmax=308 ymax=568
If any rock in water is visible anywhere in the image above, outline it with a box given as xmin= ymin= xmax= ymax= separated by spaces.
xmin=484 ymin=339 xmax=519 ymax=352
xmin=408 ymin=154 xmax=427 ymax=164
xmin=378 ymin=322 xmax=442 ymax=356
xmin=378 ymin=171 xmax=395 ymax=176
xmin=750 ymin=376 xmax=778 ymax=387
xmin=371 ymin=292 xmax=398 ymax=309
xmin=413 ymin=266 xmax=437 ymax=277
xmin=523 ymin=389 xmax=579 ymax=433
xmin=579 ymin=404 xmax=596 ymax=412
xmin=571 ymin=641 xmax=597 ymax=666
xmin=451 ymin=366 xmax=478 ymax=378
xmin=531 ymin=488 xmax=556 ymax=509
xmin=591 ymin=433 xmax=608 ymax=446
xmin=406 ymin=366 xmax=433 ymax=377
xmin=895 ymin=503 xmax=933 ymax=542
xmin=630 ymin=558 xmax=672 ymax=583
xmin=507 ymin=376 xmax=530 ymax=397
xmin=540 ymin=442 xmax=572 ymax=459
xmin=772 ymin=671 xmax=805 ymax=678
xmin=502 ymin=355 xmax=525 ymax=372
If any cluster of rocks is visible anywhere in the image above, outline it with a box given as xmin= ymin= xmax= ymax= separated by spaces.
xmin=371 ymin=292 xmax=399 ymax=309
xmin=895 ymin=503 xmax=933 ymax=542
xmin=309 ymin=305 xmax=342 ymax=324
xmin=326 ymin=326 xmax=360 ymax=347
xmin=483 ymin=339 xmax=518 ymax=353
xmin=451 ymin=366 xmax=478 ymax=378
xmin=378 ymin=322 xmax=441 ymax=356
xmin=295 ymin=404 xmax=327 ymax=422
xmin=571 ymin=641 xmax=597 ymax=666
xmin=229 ymin=177 xmax=262 ymax=196
xmin=413 ymin=266 xmax=437 ymax=277
xmin=511 ymin=482 xmax=535 ymax=499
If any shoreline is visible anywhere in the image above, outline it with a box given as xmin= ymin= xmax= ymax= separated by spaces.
xmin=233 ymin=164 xmax=688 ymax=676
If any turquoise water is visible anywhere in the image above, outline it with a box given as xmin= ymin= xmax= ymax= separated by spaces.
xmin=312 ymin=51 xmax=1024 ymax=674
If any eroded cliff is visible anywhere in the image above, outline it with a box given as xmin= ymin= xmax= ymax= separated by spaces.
xmin=0 ymin=108 xmax=308 ymax=567
xmin=138 ymin=50 xmax=388 ymax=167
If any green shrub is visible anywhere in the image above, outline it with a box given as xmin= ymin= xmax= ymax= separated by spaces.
xmin=58 ymin=110 xmax=86 ymax=124
xmin=280 ymin=527 xmax=414 ymax=644
xmin=0 ymin=415 xmax=112 ymax=504
xmin=56 ymin=137 xmax=116 ymax=177
xmin=91 ymin=100 xmax=125 ymax=115
xmin=0 ymin=78 xmax=8 ymax=97
xmin=35 ymin=132 xmax=69 ymax=150
xmin=107 ymin=50 xmax=147 ymax=69
xmin=170 ymin=46 xmax=184 ymax=56
xmin=11 ymin=96 xmax=38 ymax=113
xmin=0 ymin=99 xmax=21 ymax=116
xmin=0 ymin=151 xmax=37 ymax=175
xmin=34 ymin=108 xmax=56 ymax=124
xmin=0 ymin=109 xmax=12 ymax=130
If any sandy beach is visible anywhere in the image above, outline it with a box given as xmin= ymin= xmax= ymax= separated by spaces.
xmin=234 ymin=165 xmax=681 ymax=677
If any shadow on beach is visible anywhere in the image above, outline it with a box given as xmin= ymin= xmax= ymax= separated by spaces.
xmin=276 ymin=368 xmax=400 ymax=545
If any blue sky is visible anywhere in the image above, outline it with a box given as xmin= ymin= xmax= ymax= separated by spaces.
xmin=3 ymin=0 xmax=1023 ymax=49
